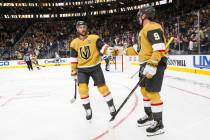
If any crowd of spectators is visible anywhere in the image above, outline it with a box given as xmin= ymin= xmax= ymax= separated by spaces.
xmin=15 ymin=21 xmax=73 ymax=60
xmin=0 ymin=21 xmax=29 ymax=60
xmin=160 ymin=4 xmax=210 ymax=54
xmin=12 ymin=15 xmax=137 ymax=60
xmin=1 ymin=4 xmax=210 ymax=60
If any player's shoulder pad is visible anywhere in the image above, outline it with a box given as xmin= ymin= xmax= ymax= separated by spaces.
xmin=144 ymin=22 xmax=162 ymax=31
xmin=70 ymin=38 xmax=79 ymax=48
xmin=88 ymin=34 xmax=100 ymax=41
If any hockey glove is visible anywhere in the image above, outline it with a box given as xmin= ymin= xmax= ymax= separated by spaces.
xmin=107 ymin=47 xmax=119 ymax=56
xmin=112 ymin=48 xmax=119 ymax=56
xmin=143 ymin=64 xmax=157 ymax=79
xmin=71 ymin=69 xmax=77 ymax=80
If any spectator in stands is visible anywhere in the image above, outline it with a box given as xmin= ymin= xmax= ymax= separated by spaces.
xmin=1 ymin=3 xmax=210 ymax=60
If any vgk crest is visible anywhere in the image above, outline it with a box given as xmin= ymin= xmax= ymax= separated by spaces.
xmin=80 ymin=46 xmax=91 ymax=59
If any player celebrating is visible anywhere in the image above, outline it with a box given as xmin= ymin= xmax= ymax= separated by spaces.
xmin=136 ymin=6 xmax=167 ymax=136
xmin=69 ymin=21 xmax=117 ymax=120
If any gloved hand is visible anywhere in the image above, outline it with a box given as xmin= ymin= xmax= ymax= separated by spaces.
xmin=112 ymin=48 xmax=119 ymax=56
xmin=107 ymin=47 xmax=119 ymax=56
xmin=71 ymin=69 xmax=77 ymax=80
xmin=143 ymin=64 xmax=157 ymax=79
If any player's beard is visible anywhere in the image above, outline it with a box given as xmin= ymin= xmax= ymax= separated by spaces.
xmin=139 ymin=17 xmax=144 ymax=26
xmin=139 ymin=18 xmax=144 ymax=29
xmin=79 ymin=30 xmax=87 ymax=37
xmin=138 ymin=22 xmax=143 ymax=30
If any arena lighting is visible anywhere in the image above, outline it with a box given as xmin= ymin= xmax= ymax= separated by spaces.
xmin=3 ymin=4 xmax=143 ymax=19
xmin=0 ymin=0 xmax=118 ymax=7
xmin=0 ymin=0 xmax=172 ymax=19
xmin=2 ymin=4 xmax=149 ymax=19
xmin=2 ymin=2 xmax=168 ymax=19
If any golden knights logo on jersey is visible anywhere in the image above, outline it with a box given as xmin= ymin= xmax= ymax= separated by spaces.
xmin=80 ymin=46 xmax=91 ymax=59
xmin=70 ymin=34 xmax=101 ymax=68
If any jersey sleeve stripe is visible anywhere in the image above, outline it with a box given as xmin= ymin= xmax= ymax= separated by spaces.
xmin=152 ymin=43 xmax=165 ymax=51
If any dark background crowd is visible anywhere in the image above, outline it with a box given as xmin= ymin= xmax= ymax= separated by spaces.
xmin=0 ymin=3 xmax=210 ymax=60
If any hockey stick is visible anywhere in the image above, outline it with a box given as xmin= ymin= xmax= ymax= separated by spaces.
xmin=165 ymin=37 xmax=174 ymax=53
xmin=113 ymin=57 xmax=117 ymax=70
xmin=110 ymin=37 xmax=175 ymax=121
xmin=110 ymin=77 xmax=145 ymax=122
xmin=130 ymin=70 xmax=139 ymax=79
xmin=70 ymin=79 xmax=77 ymax=104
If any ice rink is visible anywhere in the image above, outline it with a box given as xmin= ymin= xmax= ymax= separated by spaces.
xmin=0 ymin=65 xmax=210 ymax=140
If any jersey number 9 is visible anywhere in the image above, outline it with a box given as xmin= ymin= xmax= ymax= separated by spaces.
xmin=154 ymin=32 xmax=160 ymax=40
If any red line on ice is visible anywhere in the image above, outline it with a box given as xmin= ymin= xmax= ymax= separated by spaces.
xmin=0 ymin=95 xmax=50 ymax=107
xmin=91 ymin=93 xmax=139 ymax=140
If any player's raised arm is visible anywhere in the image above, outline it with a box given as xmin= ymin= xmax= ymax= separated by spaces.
xmin=96 ymin=38 xmax=107 ymax=54
xmin=97 ymin=38 xmax=119 ymax=56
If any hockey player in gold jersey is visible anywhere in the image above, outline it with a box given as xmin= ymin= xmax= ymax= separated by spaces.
xmin=124 ymin=46 xmax=138 ymax=56
xmin=69 ymin=21 xmax=116 ymax=120
xmin=31 ymin=53 xmax=40 ymax=70
xmin=136 ymin=6 xmax=167 ymax=136
xmin=124 ymin=39 xmax=138 ymax=56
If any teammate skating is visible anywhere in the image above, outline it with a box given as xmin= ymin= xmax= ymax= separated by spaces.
xmin=70 ymin=21 xmax=117 ymax=120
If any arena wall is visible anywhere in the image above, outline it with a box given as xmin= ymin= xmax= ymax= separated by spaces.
xmin=125 ymin=55 xmax=210 ymax=76
xmin=1 ymin=55 xmax=210 ymax=76
xmin=0 ymin=58 xmax=71 ymax=69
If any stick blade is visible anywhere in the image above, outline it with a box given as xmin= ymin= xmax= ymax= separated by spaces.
xmin=109 ymin=115 xmax=116 ymax=122
xmin=70 ymin=98 xmax=76 ymax=104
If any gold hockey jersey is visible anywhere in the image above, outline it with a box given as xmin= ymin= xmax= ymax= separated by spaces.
xmin=70 ymin=34 xmax=105 ymax=69
xmin=32 ymin=55 xmax=38 ymax=62
xmin=124 ymin=46 xmax=138 ymax=56
xmin=138 ymin=22 xmax=167 ymax=66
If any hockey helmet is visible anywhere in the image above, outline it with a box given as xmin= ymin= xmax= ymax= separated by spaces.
xmin=137 ymin=6 xmax=155 ymax=20
xmin=76 ymin=21 xmax=87 ymax=29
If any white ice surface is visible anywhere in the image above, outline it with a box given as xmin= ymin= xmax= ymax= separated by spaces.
xmin=0 ymin=65 xmax=210 ymax=140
